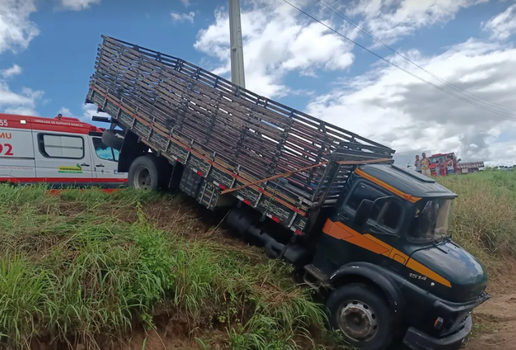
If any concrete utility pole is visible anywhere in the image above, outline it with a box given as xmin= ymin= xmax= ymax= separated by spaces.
xmin=228 ymin=0 xmax=246 ymax=88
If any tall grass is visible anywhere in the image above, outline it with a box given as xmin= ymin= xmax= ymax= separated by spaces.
xmin=0 ymin=185 xmax=331 ymax=349
xmin=3 ymin=169 xmax=511 ymax=349
xmin=439 ymin=170 xmax=516 ymax=270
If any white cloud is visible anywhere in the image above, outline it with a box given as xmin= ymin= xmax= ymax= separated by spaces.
xmin=194 ymin=0 xmax=516 ymax=166
xmin=0 ymin=85 xmax=44 ymax=116
xmin=195 ymin=0 xmax=356 ymax=98
xmin=81 ymin=104 xmax=110 ymax=122
xmin=305 ymin=39 xmax=516 ymax=166
xmin=344 ymin=0 xmax=487 ymax=44
xmin=179 ymin=0 xmax=191 ymax=7
xmin=1 ymin=64 xmax=22 ymax=78
xmin=4 ymin=106 xmax=38 ymax=116
xmin=483 ymin=4 xmax=516 ymax=41
xmin=58 ymin=104 xmax=110 ymax=123
xmin=0 ymin=1 xmax=42 ymax=116
xmin=57 ymin=107 xmax=73 ymax=117
xmin=171 ymin=11 xmax=196 ymax=23
xmin=0 ymin=0 xmax=39 ymax=54
xmin=60 ymin=0 xmax=102 ymax=11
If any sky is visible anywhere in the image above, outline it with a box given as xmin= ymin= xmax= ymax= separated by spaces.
xmin=0 ymin=0 xmax=515 ymax=167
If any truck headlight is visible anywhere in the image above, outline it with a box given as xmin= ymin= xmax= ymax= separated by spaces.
xmin=434 ymin=317 xmax=444 ymax=330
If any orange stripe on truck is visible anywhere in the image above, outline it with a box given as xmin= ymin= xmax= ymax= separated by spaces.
xmin=323 ymin=219 xmax=451 ymax=288
xmin=355 ymin=169 xmax=421 ymax=203
xmin=364 ymin=234 xmax=409 ymax=265
xmin=406 ymin=258 xmax=452 ymax=288
xmin=323 ymin=220 xmax=390 ymax=254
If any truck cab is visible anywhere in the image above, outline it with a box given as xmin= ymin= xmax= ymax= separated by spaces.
xmin=307 ymin=164 xmax=489 ymax=350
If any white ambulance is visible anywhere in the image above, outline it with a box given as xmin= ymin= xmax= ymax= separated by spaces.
xmin=0 ymin=113 xmax=127 ymax=187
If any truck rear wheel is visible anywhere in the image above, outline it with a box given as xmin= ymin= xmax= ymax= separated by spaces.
xmin=326 ymin=283 xmax=393 ymax=350
xmin=128 ymin=155 xmax=163 ymax=191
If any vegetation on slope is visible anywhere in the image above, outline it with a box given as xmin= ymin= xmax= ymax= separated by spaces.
xmin=1 ymin=169 xmax=514 ymax=349
xmin=0 ymin=186 xmax=341 ymax=350
xmin=439 ymin=170 xmax=516 ymax=272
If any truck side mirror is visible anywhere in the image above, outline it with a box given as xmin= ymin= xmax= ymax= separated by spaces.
xmin=354 ymin=199 xmax=373 ymax=226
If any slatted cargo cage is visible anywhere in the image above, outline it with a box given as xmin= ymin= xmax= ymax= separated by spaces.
xmin=87 ymin=35 xmax=394 ymax=234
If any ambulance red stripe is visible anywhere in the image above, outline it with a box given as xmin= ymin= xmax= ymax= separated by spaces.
xmin=0 ymin=114 xmax=104 ymax=135
xmin=0 ymin=177 xmax=127 ymax=183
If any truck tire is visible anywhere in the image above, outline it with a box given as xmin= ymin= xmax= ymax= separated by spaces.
xmin=128 ymin=155 xmax=163 ymax=191
xmin=326 ymin=283 xmax=393 ymax=350
xmin=102 ymin=129 xmax=124 ymax=150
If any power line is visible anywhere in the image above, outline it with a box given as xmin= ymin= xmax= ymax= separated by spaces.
xmin=284 ymin=0 xmax=515 ymax=118
xmin=281 ymin=0 xmax=516 ymax=119
xmin=316 ymin=0 xmax=514 ymax=114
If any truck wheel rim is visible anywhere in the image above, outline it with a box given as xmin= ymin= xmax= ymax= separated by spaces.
xmin=338 ymin=300 xmax=378 ymax=342
xmin=134 ymin=167 xmax=152 ymax=190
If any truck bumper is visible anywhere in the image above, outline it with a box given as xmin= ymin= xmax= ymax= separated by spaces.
xmin=403 ymin=315 xmax=472 ymax=350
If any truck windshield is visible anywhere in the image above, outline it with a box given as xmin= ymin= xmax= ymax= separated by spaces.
xmin=409 ymin=198 xmax=453 ymax=243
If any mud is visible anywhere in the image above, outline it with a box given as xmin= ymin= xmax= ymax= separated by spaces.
xmin=465 ymin=290 xmax=516 ymax=350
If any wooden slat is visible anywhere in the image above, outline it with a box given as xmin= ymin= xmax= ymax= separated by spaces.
xmin=90 ymin=36 xmax=395 ymax=209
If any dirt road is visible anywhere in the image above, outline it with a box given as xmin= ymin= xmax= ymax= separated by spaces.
xmin=465 ymin=288 xmax=516 ymax=350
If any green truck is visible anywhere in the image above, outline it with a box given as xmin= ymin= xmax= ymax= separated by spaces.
xmin=86 ymin=35 xmax=489 ymax=350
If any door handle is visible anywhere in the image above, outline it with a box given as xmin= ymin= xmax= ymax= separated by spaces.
xmin=80 ymin=163 xmax=90 ymax=167
xmin=96 ymin=164 xmax=105 ymax=168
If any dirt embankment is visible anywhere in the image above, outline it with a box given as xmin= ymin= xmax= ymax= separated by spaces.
xmin=466 ymin=295 xmax=516 ymax=350
xmin=31 ymin=285 xmax=516 ymax=350
xmin=464 ymin=274 xmax=516 ymax=350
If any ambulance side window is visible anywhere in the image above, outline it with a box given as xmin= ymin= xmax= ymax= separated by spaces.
xmin=92 ymin=138 xmax=119 ymax=162
xmin=38 ymin=134 xmax=84 ymax=159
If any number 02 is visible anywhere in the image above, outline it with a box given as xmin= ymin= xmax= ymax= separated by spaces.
xmin=0 ymin=144 xmax=13 ymax=156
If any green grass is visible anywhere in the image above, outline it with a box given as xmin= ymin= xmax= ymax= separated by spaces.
xmin=1 ymin=169 xmax=514 ymax=349
xmin=438 ymin=170 xmax=516 ymax=271
xmin=0 ymin=185 xmax=339 ymax=350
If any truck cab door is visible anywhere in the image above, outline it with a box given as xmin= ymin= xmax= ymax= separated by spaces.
xmin=319 ymin=180 xmax=405 ymax=270
xmin=90 ymin=136 xmax=127 ymax=186
xmin=34 ymin=132 xmax=94 ymax=186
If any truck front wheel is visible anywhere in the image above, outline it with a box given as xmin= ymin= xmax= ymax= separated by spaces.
xmin=326 ymin=283 xmax=393 ymax=350
xmin=128 ymin=155 xmax=163 ymax=191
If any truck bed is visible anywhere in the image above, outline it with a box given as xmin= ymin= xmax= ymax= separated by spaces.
xmin=87 ymin=36 xmax=394 ymax=234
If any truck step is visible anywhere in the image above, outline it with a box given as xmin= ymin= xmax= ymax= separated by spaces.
xmin=303 ymin=264 xmax=331 ymax=290
xmin=304 ymin=264 xmax=329 ymax=281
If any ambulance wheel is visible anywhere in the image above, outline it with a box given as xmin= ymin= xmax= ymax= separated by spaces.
xmin=128 ymin=156 xmax=163 ymax=191
xmin=102 ymin=129 xmax=124 ymax=150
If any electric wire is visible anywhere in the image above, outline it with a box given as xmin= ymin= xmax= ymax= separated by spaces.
xmin=316 ymin=0 xmax=514 ymax=114
xmin=281 ymin=0 xmax=516 ymax=119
